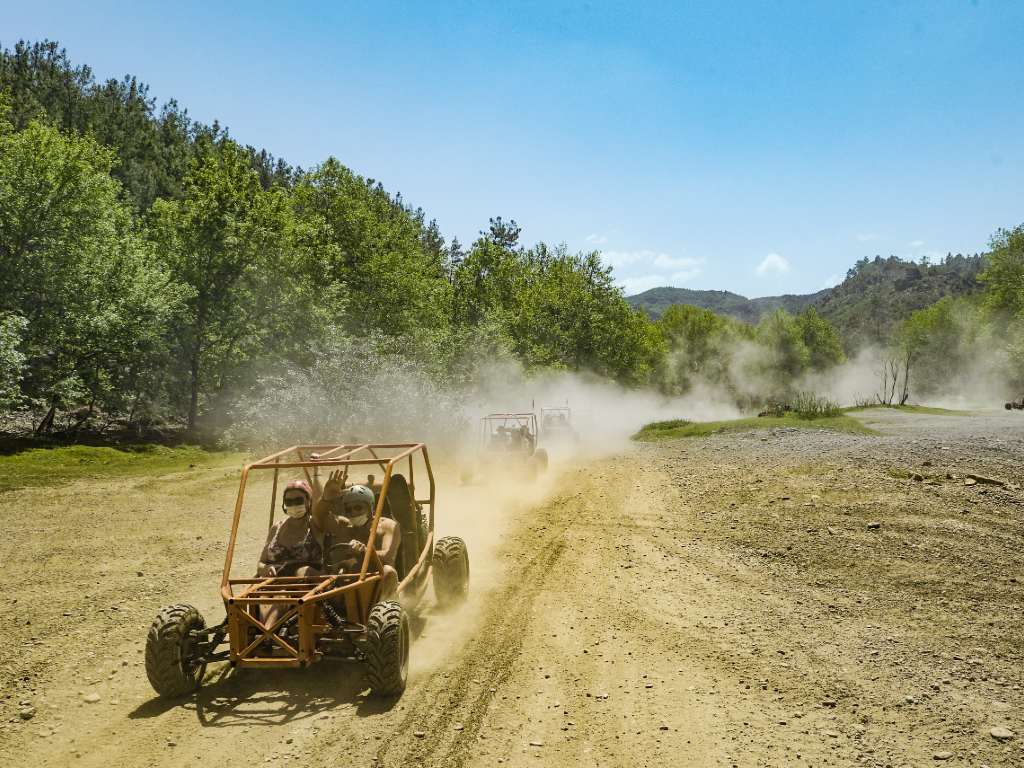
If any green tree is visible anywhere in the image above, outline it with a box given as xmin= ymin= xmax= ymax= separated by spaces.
xmin=755 ymin=310 xmax=810 ymax=380
xmin=149 ymin=139 xmax=302 ymax=430
xmin=795 ymin=307 xmax=845 ymax=370
xmin=897 ymin=296 xmax=993 ymax=400
xmin=0 ymin=120 xmax=182 ymax=428
xmin=508 ymin=247 xmax=662 ymax=382
xmin=981 ymin=224 xmax=1024 ymax=319
xmin=0 ymin=313 xmax=27 ymax=408
xmin=291 ymin=158 xmax=451 ymax=340
xmin=656 ymin=304 xmax=744 ymax=394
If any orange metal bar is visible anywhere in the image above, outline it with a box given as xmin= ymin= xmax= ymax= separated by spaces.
xmin=236 ymin=608 xmax=300 ymax=658
xmin=223 ymin=443 xmax=435 ymax=624
xmin=245 ymin=458 xmax=418 ymax=471
xmin=249 ymin=443 xmax=422 ymax=467
xmin=362 ymin=445 xmax=390 ymax=474
xmin=311 ymin=573 xmax=382 ymax=602
xmin=268 ymin=459 xmax=280 ymax=532
xmin=252 ymin=445 xmax=302 ymax=465
xmin=228 ymin=581 xmax=327 ymax=585
xmin=238 ymin=578 xmax=275 ymax=599
xmin=423 ymin=444 xmax=436 ymax=532
xmin=299 ymin=576 xmax=337 ymax=599
xmin=398 ymin=530 xmax=433 ymax=592
xmin=229 ymin=597 xmax=306 ymax=604
xmin=221 ymin=464 xmax=251 ymax=594
xmin=229 ymin=574 xmax=381 ymax=603
xmin=359 ymin=475 xmax=391 ymax=578
xmin=235 ymin=658 xmax=302 ymax=668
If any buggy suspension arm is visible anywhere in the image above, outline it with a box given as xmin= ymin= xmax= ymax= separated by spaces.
xmin=190 ymin=619 xmax=229 ymax=663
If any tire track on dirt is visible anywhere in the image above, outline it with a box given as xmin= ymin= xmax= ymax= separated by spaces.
xmin=374 ymin=521 xmax=570 ymax=768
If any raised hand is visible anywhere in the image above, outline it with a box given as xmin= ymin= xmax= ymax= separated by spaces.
xmin=320 ymin=469 xmax=345 ymax=501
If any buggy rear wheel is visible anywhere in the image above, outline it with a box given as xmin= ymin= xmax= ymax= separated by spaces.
xmin=145 ymin=603 xmax=206 ymax=698
xmin=433 ymin=536 xmax=470 ymax=609
xmin=365 ymin=601 xmax=409 ymax=697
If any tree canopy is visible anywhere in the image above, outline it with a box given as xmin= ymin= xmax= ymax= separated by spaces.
xmin=2 ymin=39 xmax=1023 ymax=438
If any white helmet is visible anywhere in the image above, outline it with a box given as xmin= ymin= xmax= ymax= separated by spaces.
xmin=341 ymin=484 xmax=375 ymax=526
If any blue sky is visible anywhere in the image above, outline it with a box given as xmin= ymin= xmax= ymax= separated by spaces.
xmin=5 ymin=1 xmax=1023 ymax=297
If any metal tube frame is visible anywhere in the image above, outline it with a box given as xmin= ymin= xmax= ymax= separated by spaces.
xmin=218 ymin=443 xmax=435 ymax=668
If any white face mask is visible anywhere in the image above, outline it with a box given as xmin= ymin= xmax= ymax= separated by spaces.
xmin=345 ymin=505 xmax=370 ymax=527
xmin=283 ymin=500 xmax=307 ymax=519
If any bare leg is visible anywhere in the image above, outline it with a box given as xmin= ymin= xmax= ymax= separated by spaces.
xmin=261 ymin=566 xmax=320 ymax=630
xmin=379 ymin=565 xmax=399 ymax=601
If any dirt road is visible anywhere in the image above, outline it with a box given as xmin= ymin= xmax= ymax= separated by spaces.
xmin=2 ymin=409 xmax=1023 ymax=767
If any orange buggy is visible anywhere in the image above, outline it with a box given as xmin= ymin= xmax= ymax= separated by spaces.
xmin=540 ymin=405 xmax=579 ymax=444
xmin=461 ymin=412 xmax=549 ymax=483
xmin=143 ymin=443 xmax=469 ymax=698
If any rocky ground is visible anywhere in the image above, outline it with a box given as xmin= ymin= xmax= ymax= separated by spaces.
xmin=1 ymin=408 xmax=1021 ymax=767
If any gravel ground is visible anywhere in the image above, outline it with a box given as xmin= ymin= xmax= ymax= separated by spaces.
xmin=1 ymin=407 xmax=1021 ymax=767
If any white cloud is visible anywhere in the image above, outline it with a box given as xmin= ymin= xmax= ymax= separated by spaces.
xmin=601 ymin=249 xmax=649 ymax=267
xmin=671 ymin=268 xmax=702 ymax=283
xmin=603 ymin=249 xmax=705 ymax=295
xmin=585 ymin=233 xmax=608 ymax=245
xmin=653 ymin=253 xmax=702 ymax=270
xmin=822 ymin=273 xmax=842 ymax=289
xmin=756 ymin=252 xmax=791 ymax=276
xmin=619 ymin=274 xmax=669 ymax=295
xmin=856 ymin=233 xmax=878 ymax=242
xmin=908 ymin=239 xmax=925 ymax=248
xmin=603 ymin=249 xmax=702 ymax=271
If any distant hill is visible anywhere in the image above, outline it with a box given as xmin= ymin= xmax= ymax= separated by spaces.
xmin=626 ymin=286 xmax=828 ymax=323
xmin=626 ymin=254 xmax=985 ymax=345
xmin=815 ymin=254 xmax=984 ymax=345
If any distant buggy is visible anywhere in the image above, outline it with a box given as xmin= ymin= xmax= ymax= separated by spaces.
xmin=462 ymin=412 xmax=548 ymax=483
xmin=540 ymin=406 xmax=579 ymax=444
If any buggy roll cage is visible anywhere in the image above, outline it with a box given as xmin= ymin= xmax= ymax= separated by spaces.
xmin=222 ymin=443 xmax=434 ymax=596
xmin=541 ymin=406 xmax=572 ymax=421
xmin=217 ymin=443 xmax=435 ymax=668
xmin=477 ymin=412 xmax=538 ymax=446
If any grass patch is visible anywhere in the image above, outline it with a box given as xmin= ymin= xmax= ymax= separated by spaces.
xmin=843 ymin=404 xmax=970 ymax=416
xmin=633 ymin=413 xmax=876 ymax=441
xmin=0 ymin=444 xmax=243 ymax=493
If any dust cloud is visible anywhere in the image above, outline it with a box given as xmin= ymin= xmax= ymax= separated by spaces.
xmin=218 ymin=325 xmax=1016 ymax=675
xmin=223 ymin=348 xmax=748 ymax=675
xmin=409 ymin=365 xmax=744 ymax=675
xmin=793 ymin=345 xmax=1013 ymax=411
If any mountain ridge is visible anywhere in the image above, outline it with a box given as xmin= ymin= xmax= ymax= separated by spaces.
xmin=625 ymin=285 xmax=830 ymax=323
xmin=625 ymin=254 xmax=986 ymax=343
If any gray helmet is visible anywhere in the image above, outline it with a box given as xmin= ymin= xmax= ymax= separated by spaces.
xmin=341 ymin=484 xmax=375 ymax=514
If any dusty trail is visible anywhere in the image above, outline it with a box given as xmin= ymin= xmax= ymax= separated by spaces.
xmin=2 ymin=409 xmax=1023 ymax=767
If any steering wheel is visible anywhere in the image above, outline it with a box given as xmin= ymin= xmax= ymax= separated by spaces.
xmin=326 ymin=541 xmax=366 ymax=573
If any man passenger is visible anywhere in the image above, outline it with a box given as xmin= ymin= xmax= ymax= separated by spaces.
xmin=314 ymin=471 xmax=401 ymax=599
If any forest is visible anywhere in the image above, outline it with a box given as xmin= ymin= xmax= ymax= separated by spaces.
xmin=2 ymin=40 xmax=1023 ymax=441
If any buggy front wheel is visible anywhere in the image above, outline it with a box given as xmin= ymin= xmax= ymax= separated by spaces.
xmin=365 ymin=601 xmax=410 ymax=697
xmin=145 ymin=603 xmax=207 ymax=697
